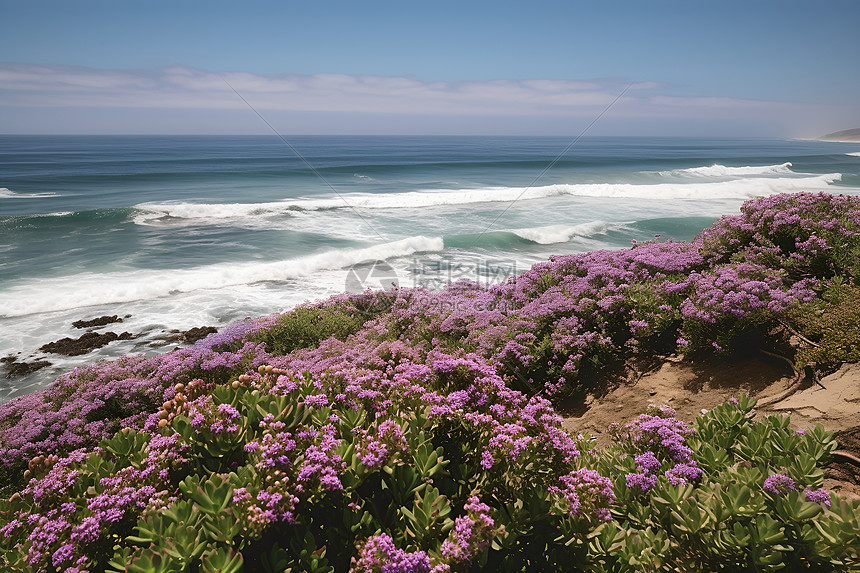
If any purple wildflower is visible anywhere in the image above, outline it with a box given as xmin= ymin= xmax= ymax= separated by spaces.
xmin=351 ymin=533 xmax=431 ymax=573
xmin=804 ymin=488 xmax=831 ymax=508
xmin=440 ymin=497 xmax=495 ymax=564
xmin=551 ymin=468 xmax=615 ymax=519
xmin=763 ymin=473 xmax=797 ymax=495
xmin=665 ymin=462 xmax=703 ymax=486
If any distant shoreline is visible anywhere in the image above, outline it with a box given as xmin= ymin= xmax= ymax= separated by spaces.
xmin=816 ymin=137 xmax=860 ymax=143
xmin=793 ymin=138 xmax=860 ymax=143
xmin=815 ymin=128 xmax=860 ymax=143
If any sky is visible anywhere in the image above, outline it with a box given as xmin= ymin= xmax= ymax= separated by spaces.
xmin=1 ymin=0 xmax=859 ymax=136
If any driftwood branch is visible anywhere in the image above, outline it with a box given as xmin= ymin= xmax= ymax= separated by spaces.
xmin=778 ymin=319 xmax=821 ymax=348
xmin=756 ymin=348 xmax=806 ymax=407
xmin=832 ymin=450 xmax=860 ymax=466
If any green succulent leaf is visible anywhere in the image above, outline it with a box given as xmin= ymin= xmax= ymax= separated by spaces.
xmin=201 ymin=546 xmax=244 ymax=573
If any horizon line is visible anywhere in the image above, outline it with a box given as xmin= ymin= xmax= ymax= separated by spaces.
xmin=0 ymin=132 xmax=823 ymax=140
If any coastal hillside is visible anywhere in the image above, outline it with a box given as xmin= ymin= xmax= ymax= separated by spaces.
xmin=818 ymin=128 xmax=860 ymax=142
xmin=2 ymin=192 xmax=860 ymax=571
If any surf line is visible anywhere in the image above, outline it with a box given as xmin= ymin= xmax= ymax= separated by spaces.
xmin=470 ymin=83 xmax=632 ymax=246
xmin=222 ymin=78 xmax=387 ymax=243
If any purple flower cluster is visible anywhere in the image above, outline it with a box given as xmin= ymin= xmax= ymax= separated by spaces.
xmin=231 ymin=485 xmax=300 ymax=538
xmin=763 ymin=473 xmax=797 ymax=495
xmin=296 ymin=424 xmax=346 ymax=492
xmin=353 ymin=419 xmax=409 ymax=471
xmin=618 ymin=405 xmax=703 ymax=493
xmin=0 ymin=341 xmax=270 ymax=476
xmin=3 ymin=428 xmax=181 ymax=571
xmin=351 ymin=533 xmax=431 ymax=573
xmin=250 ymin=414 xmax=296 ymax=462
xmin=440 ymin=497 xmax=495 ymax=564
xmin=620 ymin=405 xmax=696 ymax=463
xmin=701 ymin=192 xmax=860 ymax=279
xmin=625 ymin=470 xmax=658 ymax=493
xmin=551 ymin=468 xmax=616 ymax=521
xmin=664 ymin=462 xmax=703 ymax=486
xmin=804 ymin=487 xmax=832 ymax=508
xmin=625 ymin=452 xmax=661 ymax=493
xmin=184 ymin=395 xmax=243 ymax=435
xmin=267 ymin=345 xmax=581 ymax=471
xmin=236 ymin=413 xmax=346 ymax=533
xmin=679 ymin=263 xmax=816 ymax=325
xmin=194 ymin=314 xmax=281 ymax=350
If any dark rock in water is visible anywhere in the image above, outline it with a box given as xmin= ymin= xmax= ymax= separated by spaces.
xmin=1 ymin=355 xmax=52 ymax=378
xmin=156 ymin=326 xmax=219 ymax=345
xmin=155 ymin=330 xmax=185 ymax=345
xmin=39 ymin=331 xmax=135 ymax=356
xmin=182 ymin=326 xmax=218 ymax=344
xmin=72 ymin=315 xmax=124 ymax=329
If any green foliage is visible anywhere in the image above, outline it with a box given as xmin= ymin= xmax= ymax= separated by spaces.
xmin=248 ymin=304 xmax=369 ymax=355
xmin=793 ymin=281 xmax=860 ymax=368
xmin=2 ymin=384 xmax=860 ymax=572
xmin=586 ymin=396 xmax=857 ymax=572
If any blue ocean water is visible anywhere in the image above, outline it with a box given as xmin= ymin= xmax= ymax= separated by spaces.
xmin=2 ymin=135 xmax=860 ymax=400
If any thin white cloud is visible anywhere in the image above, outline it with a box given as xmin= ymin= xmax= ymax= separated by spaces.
xmin=1 ymin=63 xmax=847 ymax=136
xmin=0 ymin=63 xmax=654 ymax=116
xmin=649 ymin=95 xmax=778 ymax=109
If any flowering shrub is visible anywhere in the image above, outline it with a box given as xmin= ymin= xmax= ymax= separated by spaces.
xmin=700 ymin=192 xmax=860 ymax=281
xmin=351 ymin=533 xmax=430 ymax=573
xmin=4 ymin=192 xmax=860 ymax=484
xmin=0 ymin=361 xmax=613 ymax=572
xmin=0 ymin=342 xmax=270 ymax=493
xmin=590 ymin=395 xmax=858 ymax=571
xmin=2 ymin=193 xmax=860 ymax=570
xmin=2 ymin=387 xmax=858 ymax=572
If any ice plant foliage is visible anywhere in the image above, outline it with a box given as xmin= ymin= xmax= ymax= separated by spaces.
xmin=1 ymin=193 xmax=860 ymax=571
xmin=0 ymin=364 xmax=600 ymax=572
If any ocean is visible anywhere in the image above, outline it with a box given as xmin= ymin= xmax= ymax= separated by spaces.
xmin=2 ymin=135 xmax=860 ymax=402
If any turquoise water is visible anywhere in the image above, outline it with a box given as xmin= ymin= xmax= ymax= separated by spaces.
xmin=2 ymin=135 xmax=860 ymax=400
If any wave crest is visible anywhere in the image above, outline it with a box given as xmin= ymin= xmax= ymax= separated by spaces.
xmin=658 ymin=163 xmax=794 ymax=177
xmin=0 ymin=236 xmax=443 ymax=317
xmin=511 ymin=221 xmax=611 ymax=245
xmin=0 ymin=188 xmax=59 ymax=199
xmin=134 ymin=173 xmax=841 ymax=226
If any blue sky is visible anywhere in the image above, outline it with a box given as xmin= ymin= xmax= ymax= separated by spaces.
xmin=1 ymin=0 xmax=858 ymax=136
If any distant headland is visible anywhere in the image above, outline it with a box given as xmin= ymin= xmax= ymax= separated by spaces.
xmin=817 ymin=128 xmax=860 ymax=142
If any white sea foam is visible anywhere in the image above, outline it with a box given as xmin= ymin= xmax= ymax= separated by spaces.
xmin=658 ymin=163 xmax=795 ymax=177
xmin=511 ymin=221 xmax=611 ymax=245
xmin=17 ymin=211 xmax=74 ymax=218
xmin=134 ymin=173 xmax=841 ymax=225
xmin=0 ymin=188 xmax=58 ymax=198
xmin=846 ymin=152 xmax=860 ymax=157
xmin=0 ymin=236 xmax=443 ymax=317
